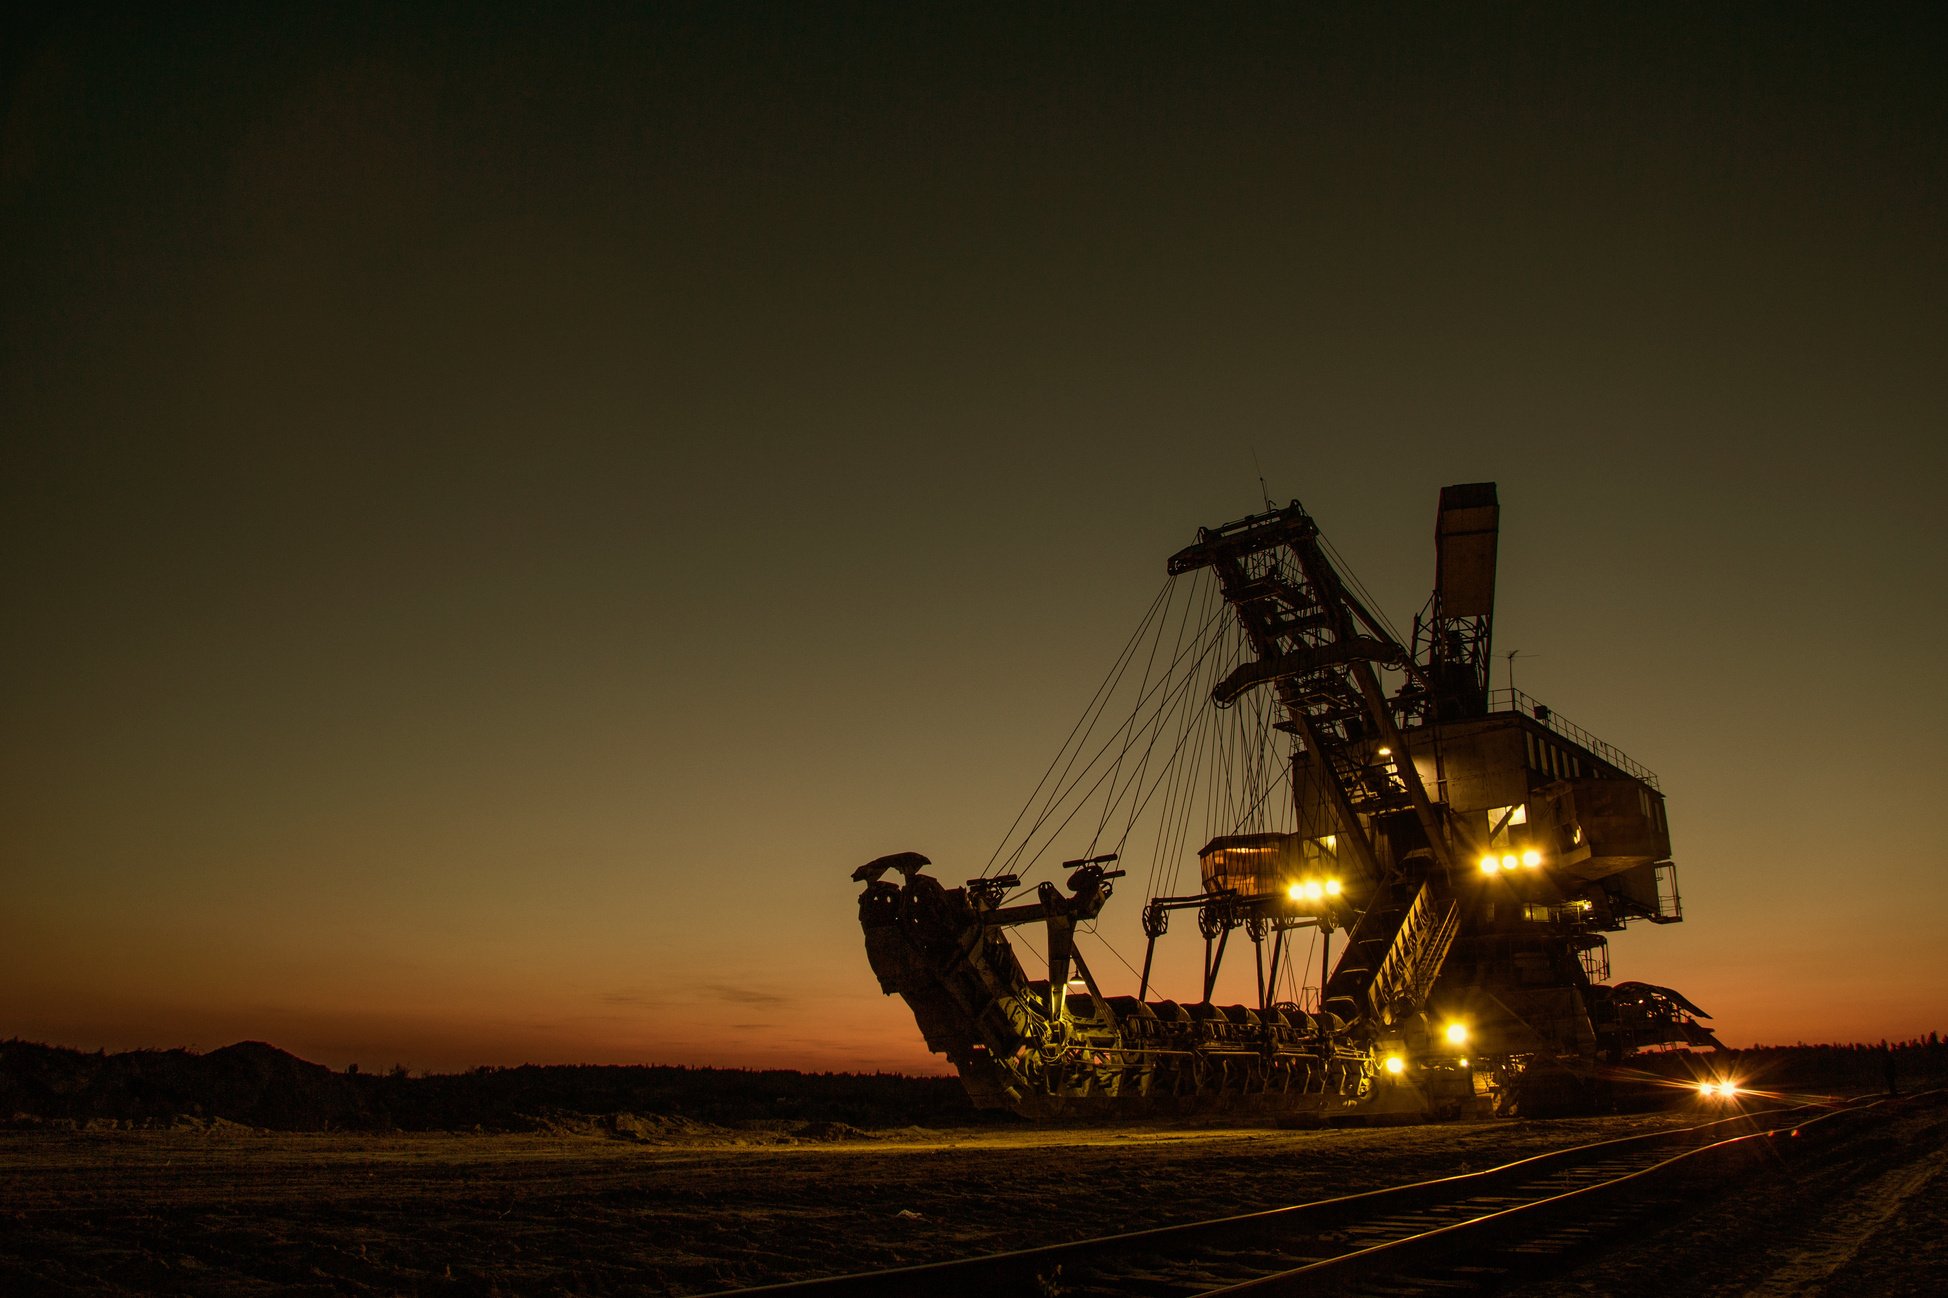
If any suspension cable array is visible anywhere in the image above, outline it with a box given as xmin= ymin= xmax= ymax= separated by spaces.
xmin=982 ymin=567 xmax=1302 ymax=911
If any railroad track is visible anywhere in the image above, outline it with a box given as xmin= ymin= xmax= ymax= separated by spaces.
xmin=715 ymin=1093 xmax=1934 ymax=1297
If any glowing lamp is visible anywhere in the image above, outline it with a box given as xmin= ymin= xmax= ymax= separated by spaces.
xmin=1521 ymin=849 xmax=1542 ymax=868
xmin=1500 ymin=854 xmax=1518 ymax=871
xmin=1324 ymin=878 xmax=1342 ymax=897
xmin=1478 ymin=855 xmax=1499 ymax=875
xmin=1444 ymin=1022 xmax=1469 ymax=1046
xmin=1384 ymin=1054 xmax=1406 ymax=1075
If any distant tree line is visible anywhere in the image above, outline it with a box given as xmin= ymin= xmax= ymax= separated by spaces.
xmin=1708 ymin=1034 xmax=1947 ymax=1093
xmin=0 ymin=1039 xmax=1005 ymax=1132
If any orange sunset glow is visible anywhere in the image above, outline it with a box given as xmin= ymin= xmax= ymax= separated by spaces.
xmin=5 ymin=5 xmax=1945 ymax=1079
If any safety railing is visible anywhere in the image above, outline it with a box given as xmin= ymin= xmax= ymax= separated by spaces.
xmin=1488 ymin=688 xmax=1661 ymax=790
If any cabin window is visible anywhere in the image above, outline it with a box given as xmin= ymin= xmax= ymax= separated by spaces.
xmin=1486 ymin=804 xmax=1529 ymax=851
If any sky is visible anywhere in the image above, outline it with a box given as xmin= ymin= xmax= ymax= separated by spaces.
xmin=4 ymin=4 xmax=1944 ymax=1074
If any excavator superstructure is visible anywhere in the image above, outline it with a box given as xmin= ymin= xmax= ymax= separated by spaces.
xmin=855 ymin=486 xmax=1715 ymax=1118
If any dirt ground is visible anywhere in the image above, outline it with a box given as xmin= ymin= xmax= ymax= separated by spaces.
xmin=2 ymin=1104 xmax=1941 ymax=1296
xmin=1507 ymin=1094 xmax=1948 ymax=1298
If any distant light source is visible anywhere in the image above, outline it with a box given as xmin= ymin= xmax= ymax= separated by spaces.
xmin=1304 ymin=881 xmax=1324 ymax=902
xmin=1324 ymin=878 xmax=1342 ymax=897
xmin=1444 ymin=1022 xmax=1469 ymax=1047
xmin=1287 ymin=883 xmax=1304 ymax=901
xmin=1478 ymin=855 xmax=1499 ymax=875
xmin=1384 ymin=1054 xmax=1406 ymax=1075
xmin=1376 ymin=746 xmax=1392 ymax=758
xmin=1521 ymin=849 xmax=1543 ymax=868
xmin=1500 ymin=854 xmax=1518 ymax=871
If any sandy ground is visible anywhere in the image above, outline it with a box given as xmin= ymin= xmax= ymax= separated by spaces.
xmin=1509 ymin=1094 xmax=1948 ymax=1298
xmin=3 ymin=1105 xmax=1939 ymax=1296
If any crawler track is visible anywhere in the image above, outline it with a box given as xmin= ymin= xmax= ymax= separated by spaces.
xmin=716 ymin=1096 xmax=1926 ymax=1297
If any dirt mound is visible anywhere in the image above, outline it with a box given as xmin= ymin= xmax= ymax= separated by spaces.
xmin=515 ymin=1110 xmax=733 ymax=1142
xmin=794 ymin=1120 xmax=869 ymax=1141
xmin=0 ymin=1039 xmax=371 ymax=1130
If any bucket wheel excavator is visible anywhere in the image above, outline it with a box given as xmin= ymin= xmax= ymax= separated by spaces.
xmin=855 ymin=485 xmax=1716 ymax=1119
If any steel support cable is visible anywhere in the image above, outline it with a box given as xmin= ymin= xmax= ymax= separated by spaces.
xmin=1129 ymin=572 xmax=1211 ymax=904
xmin=1144 ymin=576 xmax=1222 ymax=902
xmin=983 ymin=579 xmax=1175 ymax=879
xmin=1113 ymin=630 xmax=1257 ymax=869
xmin=1000 ymin=613 xmax=1229 ymax=884
xmin=1231 ymin=703 xmax=1255 ymax=836
xmin=1008 ymin=611 xmax=1235 ymax=880
xmin=1226 ymin=759 xmax=1294 ymax=840
xmin=981 ymin=577 xmax=1176 ymax=877
xmin=1090 ymin=567 xmax=1212 ymax=855
xmin=1320 ymin=531 xmax=1408 ymax=654
xmin=1260 ymin=702 xmax=1288 ymax=834
xmin=1163 ymin=617 xmax=1234 ymax=898
xmin=1086 ymin=607 xmax=1236 ymax=861
xmin=1215 ymin=686 xmax=1246 ymax=830
xmin=1012 ymin=928 xmax=1045 ymax=969
xmin=1141 ymin=578 xmax=1234 ymax=902
xmin=1294 ymin=928 xmax=1319 ymax=1008
xmin=1154 ymin=677 xmax=1210 ymax=901
xmin=1186 ymin=619 xmax=1238 ymax=870
xmin=998 ymin=594 xmax=1228 ymax=878
xmin=1159 ymin=626 xmax=1218 ymax=900
xmin=1236 ymin=687 xmax=1278 ymax=833
xmin=1082 ymin=613 xmax=1214 ymax=860
xmin=1207 ymin=626 xmax=1252 ymax=851
xmin=1212 ymin=689 xmax=1235 ymax=836
xmin=1088 ymin=572 xmax=1186 ymax=852
xmin=1141 ymin=617 xmax=1213 ymax=904
xmin=1233 ymin=690 xmax=1261 ymax=833
xmin=1077 ymin=920 xmax=1148 ymax=987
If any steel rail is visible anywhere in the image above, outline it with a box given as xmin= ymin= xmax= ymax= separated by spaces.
xmin=708 ymin=1098 xmax=1882 ymax=1298
xmin=1210 ymin=1089 xmax=1937 ymax=1295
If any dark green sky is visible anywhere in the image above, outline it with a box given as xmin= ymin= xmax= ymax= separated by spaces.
xmin=4 ymin=3 xmax=1943 ymax=1070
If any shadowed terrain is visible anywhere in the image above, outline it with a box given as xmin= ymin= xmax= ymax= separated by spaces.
xmin=0 ymin=1040 xmax=995 ymax=1134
